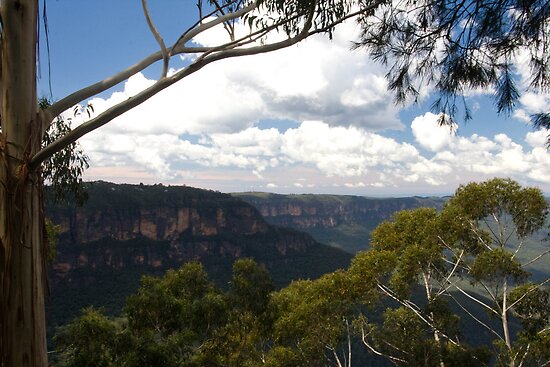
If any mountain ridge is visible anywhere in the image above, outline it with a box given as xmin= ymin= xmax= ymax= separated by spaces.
xmin=234 ymin=191 xmax=447 ymax=253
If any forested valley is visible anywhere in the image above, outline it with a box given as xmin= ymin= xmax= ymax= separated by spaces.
xmin=1 ymin=0 xmax=548 ymax=366
xmin=49 ymin=178 xmax=550 ymax=367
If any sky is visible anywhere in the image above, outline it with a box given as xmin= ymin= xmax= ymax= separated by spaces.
xmin=37 ymin=0 xmax=550 ymax=196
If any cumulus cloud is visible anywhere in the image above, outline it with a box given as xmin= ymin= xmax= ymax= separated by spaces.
xmin=76 ymin=18 xmax=402 ymax=139
xmin=411 ymin=112 xmax=456 ymax=152
xmin=80 ymin=112 xmax=550 ymax=195
xmin=71 ymin=13 xmax=550 ymax=195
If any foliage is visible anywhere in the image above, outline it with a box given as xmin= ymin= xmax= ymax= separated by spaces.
xmin=44 ymin=218 xmax=60 ymax=264
xmin=39 ymin=98 xmax=89 ymax=205
xmin=54 ymin=260 xmax=277 ymax=367
xmin=54 ymin=308 xmax=119 ymax=367
xmin=346 ymin=178 xmax=549 ymax=366
xmin=51 ymin=178 xmax=549 ymax=367
xmin=356 ymin=0 xmax=550 ymax=132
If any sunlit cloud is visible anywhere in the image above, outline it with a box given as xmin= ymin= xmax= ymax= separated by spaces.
xmin=68 ymin=14 xmax=550 ymax=195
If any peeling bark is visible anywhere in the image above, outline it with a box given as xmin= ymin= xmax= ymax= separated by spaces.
xmin=0 ymin=1 xmax=48 ymax=366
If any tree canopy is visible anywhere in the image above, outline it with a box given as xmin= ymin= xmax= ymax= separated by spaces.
xmin=54 ymin=179 xmax=550 ymax=367
xmin=356 ymin=0 xmax=550 ymax=133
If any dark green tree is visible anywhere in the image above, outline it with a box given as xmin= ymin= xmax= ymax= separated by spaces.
xmin=198 ymin=259 xmax=275 ymax=367
xmin=268 ymin=269 xmax=361 ymax=367
xmin=54 ymin=259 xmax=279 ymax=367
xmin=349 ymin=208 xmax=487 ymax=366
xmin=54 ymin=308 xmax=119 ymax=367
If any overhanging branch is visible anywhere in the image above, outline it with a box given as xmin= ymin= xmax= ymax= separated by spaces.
xmin=141 ymin=0 xmax=169 ymax=78
xmin=30 ymin=0 xmax=317 ymax=169
xmin=45 ymin=1 xmax=257 ymax=129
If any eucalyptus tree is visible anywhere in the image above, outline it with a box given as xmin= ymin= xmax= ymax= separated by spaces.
xmin=54 ymin=260 xmax=277 ymax=367
xmin=348 ymin=178 xmax=549 ymax=366
xmin=268 ymin=269 xmax=363 ymax=367
xmin=442 ymin=178 xmax=549 ymax=367
xmin=348 ymin=208 xmax=488 ymax=366
xmin=356 ymin=0 xmax=550 ymax=135
xmin=0 ymin=1 xmax=381 ymax=365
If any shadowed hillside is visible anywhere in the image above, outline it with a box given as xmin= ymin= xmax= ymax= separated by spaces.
xmin=45 ymin=182 xmax=352 ymax=328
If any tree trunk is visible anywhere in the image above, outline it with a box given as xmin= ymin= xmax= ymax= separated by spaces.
xmin=0 ymin=1 xmax=48 ymax=366
xmin=501 ymin=277 xmax=515 ymax=367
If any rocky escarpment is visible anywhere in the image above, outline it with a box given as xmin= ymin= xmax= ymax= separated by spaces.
xmin=234 ymin=193 xmax=447 ymax=253
xmin=45 ymin=182 xmax=351 ymax=326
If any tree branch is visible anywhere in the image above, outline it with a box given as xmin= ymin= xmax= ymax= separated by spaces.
xmin=522 ymin=249 xmax=550 ymax=267
xmin=505 ymin=278 xmax=550 ymax=312
xmin=376 ymin=283 xmax=460 ymax=347
xmin=141 ymin=0 xmax=169 ymax=79
xmin=45 ymin=2 xmax=257 ymax=129
xmin=436 ymin=249 xmax=464 ymax=297
xmin=360 ymin=326 xmax=407 ymax=364
xmin=171 ymin=1 xmax=256 ymax=56
xmin=444 ymin=281 xmax=500 ymax=317
xmin=446 ymin=292 xmax=503 ymax=341
xmin=30 ymin=0 xmax=317 ymax=168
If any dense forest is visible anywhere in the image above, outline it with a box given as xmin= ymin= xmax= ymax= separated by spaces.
xmin=51 ymin=178 xmax=550 ymax=367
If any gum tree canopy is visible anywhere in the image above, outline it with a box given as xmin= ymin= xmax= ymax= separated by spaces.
xmin=356 ymin=0 xmax=549 ymax=131
xmin=0 ymin=0 xmax=548 ymax=366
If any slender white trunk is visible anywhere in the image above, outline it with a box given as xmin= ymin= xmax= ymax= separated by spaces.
xmin=423 ymin=273 xmax=445 ymax=367
xmin=0 ymin=1 xmax=48 ymax=366
xmin=502 ymin=277 xmax=515 ymax=367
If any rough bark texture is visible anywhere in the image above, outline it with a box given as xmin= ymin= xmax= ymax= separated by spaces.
xmin=0 ymin=1 xmax=48 ymax=366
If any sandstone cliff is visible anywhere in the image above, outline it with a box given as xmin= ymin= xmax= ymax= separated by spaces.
xmin=234 ymin=193 xmax=447 ymax=253
xmin=45 ymin=182 xmax=351 ymax=326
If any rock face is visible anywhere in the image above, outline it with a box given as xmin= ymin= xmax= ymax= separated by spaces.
xmin=45 ymin=182 xmax=352 ymax=325
xmin=47 ymin=182 xmax=350 ymax=279
xmin=234 ymin=193 xmax=447 ymax=253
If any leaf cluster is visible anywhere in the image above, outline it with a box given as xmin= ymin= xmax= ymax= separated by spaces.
xmin=356 ymin=0 xmax=549 ymax=133
xmin=40 ymin=98 xmax=89 ymax=205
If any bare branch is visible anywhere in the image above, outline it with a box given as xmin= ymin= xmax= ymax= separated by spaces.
xmin=470 ymin=221 xmax=493 ymax=251
xmin=512 ymin=237 xmax=523 ymax=259
xmin=436 ymin=249 xmax=464 ymax=297
xmin=522 ymin=249 xmax=550 ymax=267
xmin=330 ymin=346 xmax=343 ymax=367
xmin=446 ymin=292 xmax=504 ymax=341
xmin=517 ymin=343 xmax=530 ymax=367
xmin=141 ymin=0 xmax=169 ymax=78
xmin=506 ymin=278 xmax=550 ymax=312
xmin=376 ymin=283 xmax=460 ymax=347
xmin=360 ymin=326 xmax=407 ymax=364
xmin=445 ymin=281 xmax=500 ymax=317
xmin=171 ymin=2 xmax=256 ymax=55
xmin=45 ymin=50 xmax=163 ymax=124
xmin=45 ymin=2 xmax=256 ymax=129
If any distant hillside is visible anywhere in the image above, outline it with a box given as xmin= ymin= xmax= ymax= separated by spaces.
xmin=45 ymin=182 xmax=351 ymax=329
xmin=235 ymin=192 xmax=549 ymax=281
xmin=234 ymin=192 xmax=446 ymax=253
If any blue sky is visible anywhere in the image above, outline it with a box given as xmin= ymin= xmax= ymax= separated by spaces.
xmin=38 ymin=1 xmax=550 ymax=196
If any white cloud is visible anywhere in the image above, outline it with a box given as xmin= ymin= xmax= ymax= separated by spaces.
xmin=411 ymin=112 xmax=456 ymax=152
xmin=525 ymin=129 xmax=550 ymax=148
xmin=71 ymin=13 xmax=550 ymax=195
xmin=75 ymin=16 xmax=402 ymax=141
xmin=81 ymin=116 xmax=550 ymax=194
